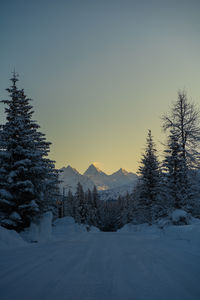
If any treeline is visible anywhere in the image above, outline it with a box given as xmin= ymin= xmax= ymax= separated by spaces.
xmin=60 ymin=184 xmax=133 ymax=231
xmin=62 ymin=91 xmax=200 ymax=230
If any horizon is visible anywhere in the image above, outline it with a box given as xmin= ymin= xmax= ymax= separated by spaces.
xmin=1 ymin=0 xmax=200 ymax=174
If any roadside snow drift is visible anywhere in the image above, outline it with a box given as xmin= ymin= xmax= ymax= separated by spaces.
xmin=0 ymin=226 xmax=26 ymax=249
xmin=21 ymin=212 xmax=53 ymax=243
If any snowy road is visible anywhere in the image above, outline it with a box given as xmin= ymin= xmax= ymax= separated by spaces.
xmin=1 ymin=227 xmax=200 ymax=300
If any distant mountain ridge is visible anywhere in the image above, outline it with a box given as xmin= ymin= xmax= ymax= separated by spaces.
xmin=59 ymin=164 xmax=138 ymax=196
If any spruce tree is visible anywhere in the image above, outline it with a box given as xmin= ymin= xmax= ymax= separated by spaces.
xmin=163 ymin=128 xmax=188 ymax=209
xmin=138 ymin=130 xmax=161 ymax=224
xmin=91 ymin=185 xmax=100 ymax=227
xmin=66 ymin=189 xmax=74 ymax=217
xmin=74 ymin=182 xmax=86 ymax=224
xmin=85 ymin=189 xmax=93 ymax=226
xmin=0 ymin=73 xmax=59 ymax=231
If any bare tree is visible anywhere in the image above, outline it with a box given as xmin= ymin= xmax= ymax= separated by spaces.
xmin=162 ymin=91 xmax=200 ymax=168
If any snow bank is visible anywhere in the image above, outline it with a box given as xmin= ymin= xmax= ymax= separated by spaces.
xmin=20 ymin=215 xmax=98 ymax=243
xmin=38 ymin=211 xmax=52 ymax=242
xmin=21 ymin=211 xmax=53 ymax=243
xmin=119 ymin=223 xmax=150 ymax=233
xmin=118 ymin=217 xmax=200 ymax=247
xmin=0 ymin=226 xmax=27 ymax=249
xmin=163 ymin=218 xmax=200 ymax=246
xmin=53 ymin=217 xmax=99 ymax=239
xmin=171 ymin=209 xmax=190 ymax=225
xmin=87 ymin=225 xmax=99 ymax=233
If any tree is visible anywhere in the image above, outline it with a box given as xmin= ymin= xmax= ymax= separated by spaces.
xmin=137 ymin=130 xmax=161 ymax=224
xmin=0 ymin=73 xmax=59 ymax=231
xmin=91 ymin=185 xmax=100 ymax=227
xmin=85 ymin=189 xmax=93 ymax=226
xmin=162 ymin=91 xmax=200 ymax=211
xmin=163 ymin=128 xmax=187 ymax=209
xmin=74 ymin=182 xmax=86 ymax=224
xmin=162 ymin=91 xmax=200 ymax=169
xmin=66 ymin=189 xmax=74 ymax=217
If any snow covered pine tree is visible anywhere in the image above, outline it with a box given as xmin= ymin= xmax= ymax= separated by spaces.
xmin=163 ymin=128 xmax=187 ymax=209
xmin=74 ymin=182 xmax=86 ymax=224
xmin=138 ymin=130 xmax=161 ymax=224
xmin=0 ymin=73 xmax=59 ymax=231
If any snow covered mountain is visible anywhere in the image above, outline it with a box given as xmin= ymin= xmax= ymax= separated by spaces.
xmin=109 ymin=168 xmax=137 ymax=188
xmin=59 ymin=165 xmax=95 ymax=193
xmin=83 ymin=164 xmax=138 ymax=190
xmin=99 ymin=182 xmax=138 ymax=201
xmin=84 ymin=164 xmax=109 ymax=190
xmin=59 ymin=164 xmax=138 ymax=196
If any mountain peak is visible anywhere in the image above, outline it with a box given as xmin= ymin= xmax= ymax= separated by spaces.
xmin=62 ymin=165 xmax=80 ymax=175
xmin=118 ymin=168 xmax=129 ymax=175
xmin=84 ymin=164 xmax=103 ymax=176
xmin=111 ymin=168 xmax=129 ymax=176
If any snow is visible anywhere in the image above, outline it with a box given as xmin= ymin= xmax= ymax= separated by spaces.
xmin=38 ymin=211 xmax=53 ymax=242
xmin=21 ymin=211 xmax=53 ymax=243
xmin=0 ymin=226 xmax=26 ymax=249
xmin=60 ymin=165 xmax=95 ymax=193
xmin=171 ymin=209 xmax=190 ymax=225
xmin=0 ymin=218 xmax=200 ymax=300
xmin=10 ymin=211 xmax=21 ymax=221
xmin=53 ymin=216 xmax=99 ymax=239
xmin=99 ymin=181 xmax=137 ymax=200
xmin=19 ymin=200 xmax=39 ymax=210
xmin=0 ymin=188 xmax=12 ymax=199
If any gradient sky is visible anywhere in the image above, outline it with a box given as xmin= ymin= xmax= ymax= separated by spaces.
xmin=1 ymin=0 xmax=200 ymax=174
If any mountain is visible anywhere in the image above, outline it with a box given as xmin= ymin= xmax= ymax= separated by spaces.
xmin=84 ymin=164 xmax=104 ymax=176
xmin=109 ymin=168 xmax=138 ymax=188
xmin=59 ymin=165 xmax=95 ymax=194
xmin=84 ymin=164 xmax=109 ymax=190
xmin=59 ymin=164 xmax=138 ymax=197
xmin=83 ymin=164 xmax=138 ymax=190
xmin=99 ymin=181 xmax=138 ymax=201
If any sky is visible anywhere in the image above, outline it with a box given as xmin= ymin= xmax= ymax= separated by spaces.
xmin=1 ymin=0 xmax=200 ymax=174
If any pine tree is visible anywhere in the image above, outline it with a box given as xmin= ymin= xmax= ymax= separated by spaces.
xmin=66 ymin=189 xmax=74 ymax=217
xmin=74 ymin=182 xmax=86 ymax=224
xmin=0 ymin=73 xmax=59 ymax=231
xmin=163 ymin=128 xmax=188 ymax=209
xmin=138 ymin=130 xmax=161 ymax=224
xmin=91 ymin=185 xmax=100 ymax=227
xmin=85 ymin=189 xmax=93 ymax=226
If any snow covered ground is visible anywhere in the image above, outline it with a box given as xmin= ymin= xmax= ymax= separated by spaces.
xmin=1 ymin=217 xmax=200 ymax=300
